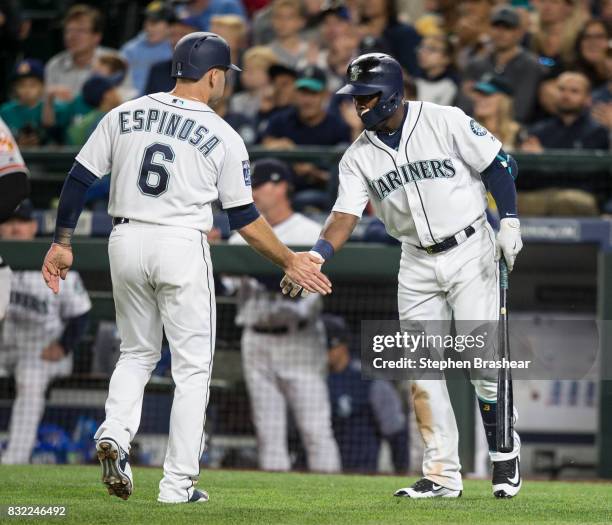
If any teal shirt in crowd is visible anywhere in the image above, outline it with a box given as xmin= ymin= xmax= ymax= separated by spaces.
xmin=0 ymin=100 xmax=44 ymax=135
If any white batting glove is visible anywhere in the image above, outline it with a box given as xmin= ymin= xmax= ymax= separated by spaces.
xmin=280 ymin=251 xmax=324 ymax=298
xmin=495 ymin=218 xmax=523 ymax=272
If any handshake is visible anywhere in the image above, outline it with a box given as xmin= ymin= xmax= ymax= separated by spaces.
xmin=280 ymin=250 xmax=329 ymax=298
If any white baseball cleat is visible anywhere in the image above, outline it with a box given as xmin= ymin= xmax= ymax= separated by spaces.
xmin=492 ymin=456 xmax=522 ymax=498
xmin=394 ymin=478 xmax=462 ymax=498
xmin=96 ymin=438 xmax=133 ymax=500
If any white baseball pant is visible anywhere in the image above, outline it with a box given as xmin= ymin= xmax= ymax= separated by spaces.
xmin=398 ymin=219 xmax=520 ymax=491
xmin=1 ymin=350 xmax=72 ymax=464
xmin=242 ymin=327 xmax=340 ymax=472
xmin=94 ymin=221 xmax=216 ymax=502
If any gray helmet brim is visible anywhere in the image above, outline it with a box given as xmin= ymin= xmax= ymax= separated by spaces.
xmin=336 ymin=82 xmax=385 ymax=96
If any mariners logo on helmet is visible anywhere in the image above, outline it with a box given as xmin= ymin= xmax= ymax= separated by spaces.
xmin=350 ymin=65 xmax=361 ymax=82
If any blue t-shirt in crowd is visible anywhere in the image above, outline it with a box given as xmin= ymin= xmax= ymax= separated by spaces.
xmin=121 ymin=32 xmax=173 ymax=95
xmin=179 ymin=0 xmax=246 ymax=31
xmin=262 ymin=107 xmax=351 ymax=146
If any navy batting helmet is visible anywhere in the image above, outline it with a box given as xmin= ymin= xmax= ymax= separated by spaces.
xmin=337 ymin=53 xmax=403 ymax=129
xmin=171 ymin=31 xmax=241 ymax=80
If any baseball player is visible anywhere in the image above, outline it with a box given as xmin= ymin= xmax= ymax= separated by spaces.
xmin=0 ymin=116 xmax=31 ymax=322
xmin=0 ymin=200 xmax=91 ymax=465
xmin=227 ymin=159 xmax=340 ymax=473
xmin=41 ymin=32 xmax=330 ymax=504
xmin=281 ymin=53 xmax=523 ymax=498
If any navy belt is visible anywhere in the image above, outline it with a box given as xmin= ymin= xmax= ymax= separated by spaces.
xmin=112 ymin=217 xmax=130 ymax=226
xmin=417 ymin=225 xmax=476 ymax=255
xmin=252 ymin=320 xmax=308 ymax=335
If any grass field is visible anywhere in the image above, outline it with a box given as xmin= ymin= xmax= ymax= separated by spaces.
xmin=1 ymin=466 xmax=611 ymax=524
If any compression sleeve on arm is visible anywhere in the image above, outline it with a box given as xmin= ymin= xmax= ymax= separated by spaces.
xmin=226 ymin=202 xmax=260 ymax=230
xmin=481 ymin=149 xmax=519 ymax=219
xmin=53 ymin=161 xmax=98 ymax=245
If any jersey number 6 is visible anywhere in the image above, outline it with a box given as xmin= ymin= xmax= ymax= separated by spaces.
xmin=138 ymin=143 xmax=175 ymax=197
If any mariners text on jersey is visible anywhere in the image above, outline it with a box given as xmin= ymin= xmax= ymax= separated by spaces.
xmin=117 ymin=107 xmax=220 ymax=157
xmin=369 ymin=158 xmax=456 ymax=200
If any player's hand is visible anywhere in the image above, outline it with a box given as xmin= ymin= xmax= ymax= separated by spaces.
xmin=495 ymin=218 xmax=522 ymax=272
xmin=282 ymin=251 xmax=330 ymax=297
xmin=42 ymin=243 xmax=73 ymax=294
xmin=42 ymin=342 xmax=66 ymax=361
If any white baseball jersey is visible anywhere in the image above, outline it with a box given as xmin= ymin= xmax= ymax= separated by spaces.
xmin=228 ymin=213 xmax=322 ymax=328
xmin=75 ymin=92 xmax=253 ymax=233
xmin=333 ymin=101 xmax=501 ymax=246
xmin=1 ymin=271 xmax=91 ymax=353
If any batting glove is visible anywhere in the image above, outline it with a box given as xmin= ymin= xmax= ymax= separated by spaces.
xmin=495 ymin=218 xmax=523 ymax=272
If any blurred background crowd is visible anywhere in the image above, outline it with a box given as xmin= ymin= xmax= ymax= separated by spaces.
xmin=1 ymin=0 xmax=611 ymax=217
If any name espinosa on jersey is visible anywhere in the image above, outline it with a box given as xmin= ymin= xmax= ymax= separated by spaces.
xmin=117 ymin=106 xmax=221 ymax=157
xmin=368 ymin=158 xmax=456 ymax=200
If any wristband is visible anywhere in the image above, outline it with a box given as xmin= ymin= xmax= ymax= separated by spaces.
xmin=312 ymin=239 xmax=334 ymax=261
xmin=53 ymin=226 xmax=74 ymax=247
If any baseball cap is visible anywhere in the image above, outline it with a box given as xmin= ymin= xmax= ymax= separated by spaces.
xmin=269 ymin=63 xmax=298 ymax=80
xmin=82 ymin=75 xmax=115 ymax=108
xmin=490 ymin=6 xmax=520 ymax=28
xmin=13 ymin=59 xmax=44 ymax=82
xmin=6 ymin=199 xmax=34 ymax=221
xmin=474 ymin=73 xmax=513 ymax=96
xmin=295 ymin=65 xmax=327 ymax=92
xmin=251 ymin=159 xmax=293 ymax=188
xmin=319 ymin=0 xmax=350 ymax=22
xmin=144 ymin=1 xmax=175 ymax=22
xmin=322 ymin=314 xmax=350 ymax=349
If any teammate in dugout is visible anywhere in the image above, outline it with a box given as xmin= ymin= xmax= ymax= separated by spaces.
xmin=41 ymin=32 xmax=331 ymax=504
xmin=281 ymin=53 xmax=523 ymax=499
xmin=0 ymin=200 xmax=91 ymax=465
xmin=227 ymin=159 xmax=340 ymax=473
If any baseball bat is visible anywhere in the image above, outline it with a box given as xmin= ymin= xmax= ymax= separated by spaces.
xmin=496 ymin=258 xmax=514 ymax=453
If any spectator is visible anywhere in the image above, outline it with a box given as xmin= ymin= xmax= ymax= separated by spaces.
xmin=357 ymin=0 xmax=422 ymax=75
xmin=92 ymin=53 xmax=137 ymax=102
xmin=572 ymin=19 xmax=611 ymax=90
xmin=0 ymin=60 xmax=55 ymax=146
xmin=0 ymin=200 xmax=91 ymax=465
xmin=472 ymin=73 xmax=522 ymax=151
xmin=213 ymin=78 xmax=258 ymax=144
xmin=591 ymin=47 xmax=612 ymax=133
xmin=522 ymin=71 xmax=609 ymax=151
xmin=229 ymin=46 xmax=278 ymax=119
xmin=460 ymin=5 xmax=542 ymax=124
xmin=256 ymin=63 xmax=298 ymax=134
xmin=268 ymin=0 xmax=309 ymax=67
xmin=65 ymin=76 xmax=122 ymax=146
xmin=528 ymin=0 xmax=587 ymax=72
xmin=319 ymin=1 xmax=352 ymax=49
xmin=143 ymin=16 xmax=200 ymax=95
xmin=209 ymin=14 xmax=249 ymax=71
xmin=227 ymin=159 xmax=340 ymax=473
xmin=453 ymin=0 xmax=494 ymax=71
xmin=261 ymin=65 xmax=351 ymax=206
xmin=177 ymin=0 xmax=246 ymax=32
xmin=325 ymin=314 xmax=408 ymax=473
xmin=45 ymin=4 xmax=115 ymax=102
xmin=120 ymin=1 xmax=174 ymax=96
xmin=415 ymin=34 xmax=458 ymax=106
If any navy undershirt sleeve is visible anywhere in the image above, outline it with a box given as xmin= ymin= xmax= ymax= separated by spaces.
xmin=55 ymin=161 xmax=98 ymax=232
xmin=481 ymin=148 xmax=519 ymax=219
xmin=226 ymin=202 xmax=260 ymax=230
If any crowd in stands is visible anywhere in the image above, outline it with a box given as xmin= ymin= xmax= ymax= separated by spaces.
xmin=1 ymin=0 xmax=612 ymax=213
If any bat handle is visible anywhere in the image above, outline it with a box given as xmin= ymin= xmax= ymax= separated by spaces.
xmin=499 ymin=258 xmax=509 ymax=291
